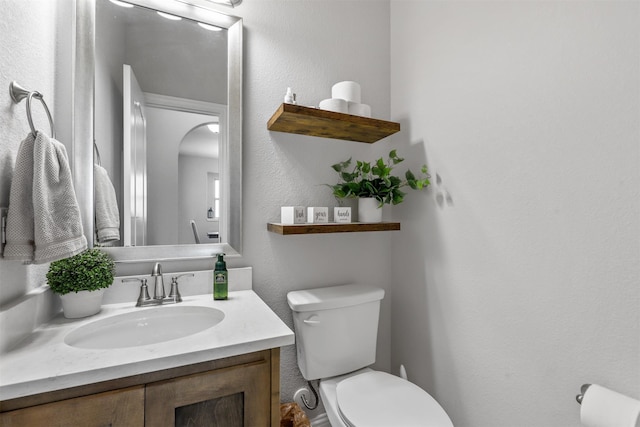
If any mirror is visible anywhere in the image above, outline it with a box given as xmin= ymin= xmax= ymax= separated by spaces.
xmin=74 ymin=0 xmax=242 ymax=261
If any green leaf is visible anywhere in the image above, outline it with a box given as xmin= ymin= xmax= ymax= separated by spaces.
xmin=340 ymin=172 xmax=356 ymax=182
xmin=347 ymin=182 xmax=361 ymax=193
xmin=331 ymin=157 xmax=352 ymax=172
xmin=331 ymin=185 xmax=347 ymax=198
xmin=391 ymin=188 xmax=406 ymax=205
xmin=389 ymin=149 xmax=404 ymax=165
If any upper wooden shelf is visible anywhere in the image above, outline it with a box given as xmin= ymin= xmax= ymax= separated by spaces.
xmin=267 ymin=103 xmax=400 ymax=144
xmin=267 ymin=222 xmax=400 ymax=235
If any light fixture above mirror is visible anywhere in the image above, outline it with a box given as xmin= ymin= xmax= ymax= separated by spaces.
xmin=109 ymin=0 xmax=134 ymax=7
xmin=156 ymin=11 xmax=182 ymax=20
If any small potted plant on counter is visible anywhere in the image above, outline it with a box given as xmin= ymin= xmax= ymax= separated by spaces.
xmin=329 ymin=150 xmax=431 ymax=222
xmin=46 ymin=248 xmax=116 ymax=318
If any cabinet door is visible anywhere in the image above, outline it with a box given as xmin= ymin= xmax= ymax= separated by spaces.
xmin=0 ymin=386 xmax=145 ymax=427
xmin=145 ymin=358 xmax=271 ymax=427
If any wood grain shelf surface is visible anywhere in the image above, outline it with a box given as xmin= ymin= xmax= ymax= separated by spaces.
xmin=267 ymin=103 xmax=400 ymax=143
xmin=267 ymin=222 xmax=401 ymax=235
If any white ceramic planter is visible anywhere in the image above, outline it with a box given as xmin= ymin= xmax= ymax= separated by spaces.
xmin=358 ymin=198 xmax=383 ymax=223
xmin=59 ymin=289 xmax=105 ymax=319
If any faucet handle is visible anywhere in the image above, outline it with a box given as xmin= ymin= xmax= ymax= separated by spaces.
xmin=123 ymin=278 xmax=152 ymax=307
xmin=173 ymin=273 xmax=195 ymax=281
xmin=167 ymin=273 xmax=194 ymax=303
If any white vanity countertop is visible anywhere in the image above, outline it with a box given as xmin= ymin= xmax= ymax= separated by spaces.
xmin=0 ymin=291 xmax=294 ymax=401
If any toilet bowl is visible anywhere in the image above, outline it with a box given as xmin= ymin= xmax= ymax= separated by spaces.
xmin=287 ymin=284 xmax=454 ymax=427
xmin=320 ymin=368 xmax=453 ymax=427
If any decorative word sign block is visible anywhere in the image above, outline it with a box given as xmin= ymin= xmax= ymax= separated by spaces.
xmin=281 ymin=206 xmax=306 ymax=224
xmin=307 ymin=207 xmax=329 ymax=223
xmin=334 ymin=207 xmax=352 ymax=223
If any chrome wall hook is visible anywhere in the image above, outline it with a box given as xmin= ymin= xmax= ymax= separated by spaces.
xmin=9 ymin=81 xmax=56 ymax=139
xmin=9 ymin=80 xmax=31 ymax=103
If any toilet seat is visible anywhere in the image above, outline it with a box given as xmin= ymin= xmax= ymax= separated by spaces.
xmin=336 ymin=371 xmax=453 ymax=427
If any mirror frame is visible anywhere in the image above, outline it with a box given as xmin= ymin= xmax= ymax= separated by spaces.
xmin=74 ymin=0 xmax=242 ymax=262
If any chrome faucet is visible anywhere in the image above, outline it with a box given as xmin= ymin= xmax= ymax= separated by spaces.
xmin=123 ymin=265 xmax=193 ymax=307
xmin=151 ymin=262 xmax=166 ymax=300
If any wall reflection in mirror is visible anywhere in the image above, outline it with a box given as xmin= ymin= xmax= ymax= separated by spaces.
xmin=94 ymin=0 xmax=230 ymax=249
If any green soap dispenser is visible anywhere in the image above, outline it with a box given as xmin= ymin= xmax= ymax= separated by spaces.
xmin=214 ymin=253 xmax=228 ymax=300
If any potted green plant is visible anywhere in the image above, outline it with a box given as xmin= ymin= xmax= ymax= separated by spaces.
xmin=46 ymin=248 xmax=116 ymax=318
xmin=329 ymin=150 xmax=431 ymax=222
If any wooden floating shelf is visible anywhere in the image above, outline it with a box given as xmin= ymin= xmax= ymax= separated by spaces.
xmin=267 ymin=103 xmax=400 ymax=144
xmin=267 ymin=222 xmax=401 ymax=235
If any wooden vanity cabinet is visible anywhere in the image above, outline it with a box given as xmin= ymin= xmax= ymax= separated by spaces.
xmin=1 ymin=349 xmax=280 ymax=427
xmin=0 ymin=386 xmax=144 ymax=427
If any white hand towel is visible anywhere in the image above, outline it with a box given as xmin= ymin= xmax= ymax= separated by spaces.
xmin=4 ymin=132 xmax=87 ymax=263
xmin=4 ymin=133 xmax=36 ymax=261
xmin=94 ymin=164 xmax=120 ymax=243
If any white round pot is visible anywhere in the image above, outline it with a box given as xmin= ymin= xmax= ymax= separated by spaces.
xmin=358 ymin=197 xmax=383 ymax=223
xmin=59 ymin=289 xmax=105 ymax=319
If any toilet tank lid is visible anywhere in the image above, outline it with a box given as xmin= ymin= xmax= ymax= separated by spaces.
xmin=287 ymin=284 xmax=384 ymax=312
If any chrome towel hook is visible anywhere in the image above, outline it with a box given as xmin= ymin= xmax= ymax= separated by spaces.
xmin=9 ymin=81 xmax=56 ymax=139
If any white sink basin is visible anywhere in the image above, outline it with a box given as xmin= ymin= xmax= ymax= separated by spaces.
xmin=64 ymin=306 xmax=225 ymax=350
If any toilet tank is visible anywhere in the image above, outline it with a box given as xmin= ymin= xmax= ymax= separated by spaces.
xmin=287 ymin=284 xmax=385 ymax=380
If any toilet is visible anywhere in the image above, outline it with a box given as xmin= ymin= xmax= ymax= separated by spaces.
xmin=287 ymin=284 xmax=454 ymax=427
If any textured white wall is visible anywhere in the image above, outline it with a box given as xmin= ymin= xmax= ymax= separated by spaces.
xmin=0 ymin=0 xmax=71 ymax=305
xmin=389 ymin=1 xmax=640 ymax=426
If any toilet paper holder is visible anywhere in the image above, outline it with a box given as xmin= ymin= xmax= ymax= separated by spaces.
xmin=576 ymin=384 xmax=592 ymax=404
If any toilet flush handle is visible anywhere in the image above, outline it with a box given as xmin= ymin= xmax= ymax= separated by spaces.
xmin=303 ymin=315 xmax=320 ymax=325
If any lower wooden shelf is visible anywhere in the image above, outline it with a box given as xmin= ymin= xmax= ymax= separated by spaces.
xmin=267 ymin=222 xmax=400 ymax=235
